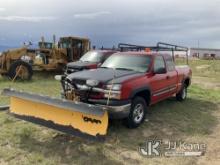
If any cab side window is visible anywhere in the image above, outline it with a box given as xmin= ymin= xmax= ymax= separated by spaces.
xmin=154 ymin=56 xmax=166 ymax=72
xmin=165 ymin=57 xmax=175 ymax=71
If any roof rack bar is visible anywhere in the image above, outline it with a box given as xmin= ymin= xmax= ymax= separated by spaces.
xmin=100 ymin=46 xmax=117 ymax=50
xmin=118 ymin=43 xmax=143 ymax=51
xmin=118 ymin=42 xmax=188 ymax=52
xmin=157 ymin=42 xmax=188 ymax=52
xmin=118 ymin=43 xmax=158 ymax=52
xmin=156 ymin=42 xmax=189 ymax=64
xmin=118 ymin=42 xmax=189 ymax=65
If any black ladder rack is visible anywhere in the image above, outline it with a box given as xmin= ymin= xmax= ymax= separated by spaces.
xmin=118 ymin=42 xmax=189 ymax=64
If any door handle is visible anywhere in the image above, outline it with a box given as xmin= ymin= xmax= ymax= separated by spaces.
xmin=166 ymin=76 xmax=170 ymax=79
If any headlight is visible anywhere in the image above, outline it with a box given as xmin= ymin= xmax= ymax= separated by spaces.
xmin=104 ymin=93 xmax=121 ymax=99
xmin=106 ymin=84 xmax=122 ymax=91
xmin=86 ymin=79 xmax=99 ymax=87
xmin=66 ymin=68 xmax=75 ymax=73
xmin=54 ymin=75 xmax=62 ymax=81
xmin=76 ymin=84 xmax=89 ymax=90
xmin=104 ymin=84 xmax=121 ymax=99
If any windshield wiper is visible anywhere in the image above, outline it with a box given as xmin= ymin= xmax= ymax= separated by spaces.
xmin=82 ymin=60 xmax=91 ymax=62
xmin=115 ymin=67 xmax=134 ymax=71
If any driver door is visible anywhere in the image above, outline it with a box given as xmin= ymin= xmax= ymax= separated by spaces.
xmin=150 ymin=55 xmax=170 ymax=104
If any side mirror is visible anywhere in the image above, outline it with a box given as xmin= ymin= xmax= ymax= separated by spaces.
xmin=154 ymin=67 xmax=167 ymax=74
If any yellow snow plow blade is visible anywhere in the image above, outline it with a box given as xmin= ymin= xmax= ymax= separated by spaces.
xmin=2 ymin=89 xmax=108 ymax=140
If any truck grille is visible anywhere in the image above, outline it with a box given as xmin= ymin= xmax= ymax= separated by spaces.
xmin=72 ymin=79 xmax=86 ymax=85
xmin=64 ymin=78 xmax=103 ymax=102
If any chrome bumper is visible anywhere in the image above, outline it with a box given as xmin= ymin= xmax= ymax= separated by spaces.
xmin=98 ymin=103 xmax=131 ymax=119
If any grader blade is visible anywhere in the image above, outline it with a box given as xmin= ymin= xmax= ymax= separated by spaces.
xmin=2 ymin=88 xmax=108 ymax=141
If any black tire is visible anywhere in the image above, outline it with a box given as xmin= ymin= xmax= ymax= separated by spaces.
xmin=8 ymin=60 xmax=33 ymax=80
xmin=176 ymin=84 xmax=187 ymax=101
xmin=126 ymin=96 xmax=147 ymax=128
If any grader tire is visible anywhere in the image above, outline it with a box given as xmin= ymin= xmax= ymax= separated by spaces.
xmin=8 ymin=60 xmax=33 ymax=80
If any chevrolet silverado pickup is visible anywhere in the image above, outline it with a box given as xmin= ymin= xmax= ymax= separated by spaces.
xmin=61 ymin=45 xmax=192 ymax=128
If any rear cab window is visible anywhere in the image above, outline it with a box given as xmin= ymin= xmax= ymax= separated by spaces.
xmin=165 ymin=56 xmax=175 ymax=71
xmin=154 ymin=56 xmax=166 ymax=72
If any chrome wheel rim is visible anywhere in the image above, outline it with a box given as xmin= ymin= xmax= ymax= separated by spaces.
xmin=133 ymin=103 xmax=144 ymax=123
xmin=182 ymin=87 xmax=187 ymax=99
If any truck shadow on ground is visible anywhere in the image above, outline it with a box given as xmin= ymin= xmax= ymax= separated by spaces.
xmin=16 ymin=97 xmax=218 ymax=164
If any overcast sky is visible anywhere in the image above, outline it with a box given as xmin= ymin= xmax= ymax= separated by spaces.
xmin=0 ymin=0 xmax=220 ymax=48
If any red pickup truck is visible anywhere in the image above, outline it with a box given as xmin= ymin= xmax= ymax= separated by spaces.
xmin=62 ymin=43 xmax=192 ymax=128
xmin=64 ymin=50 xmax=117 ymax=75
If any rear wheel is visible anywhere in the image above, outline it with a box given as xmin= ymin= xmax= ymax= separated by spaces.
xmin=176 ymin=84 xmax=187 ymax=101
xmin=8 ymin=60 xmax=33 ymax=80
xmin=126 ymin=96 xmax=147 ymax=128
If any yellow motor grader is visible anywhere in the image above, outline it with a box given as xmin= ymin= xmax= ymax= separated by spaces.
xmin=0 ymin=36 xmax=91 ymax=80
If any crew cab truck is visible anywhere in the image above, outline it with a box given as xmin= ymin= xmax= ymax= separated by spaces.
xmin=62 ymin=43 xmax=192 ymax=128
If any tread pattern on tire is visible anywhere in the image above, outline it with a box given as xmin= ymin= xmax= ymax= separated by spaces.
xmin=176 ymin=85 xmax=187 ymax=101
xmin=8 ymin=60 xmax=33 ymax=80
xmin=126 ymin=96 xmax=147 ymax=128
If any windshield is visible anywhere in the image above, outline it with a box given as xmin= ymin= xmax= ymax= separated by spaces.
xmin=80 ymin=51 xmax=103 ymax=63
xmin=60 ymin=42 xmax=71 ymax=49
xmin=101 ymin=54 xmax=151 ymax=72
xmin=38 ymin=42 xmax=53 ymax=49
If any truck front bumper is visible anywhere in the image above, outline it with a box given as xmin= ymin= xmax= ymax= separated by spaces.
xmin=61 ymin=91 xmax=131 ymax=119
xmin=98 ymin=103 xmax=131 ymax=119
xmin=89 ymin=99 xmax=131 ymax=119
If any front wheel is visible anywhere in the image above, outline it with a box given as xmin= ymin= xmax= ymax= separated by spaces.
xmin=125 ymin=96 xmax=147 ymax=128
xmin=176 ymin=85 xmax=187 ymax=101
xmin=8 ymin=60 xmax=33 ymax=80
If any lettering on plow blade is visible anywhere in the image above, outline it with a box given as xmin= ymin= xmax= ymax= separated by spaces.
xmin=82 ymin=115 xmax=102 ymax=124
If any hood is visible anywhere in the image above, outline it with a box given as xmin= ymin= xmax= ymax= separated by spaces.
xmin=67 ymin=61 xmax=98 ymax=69
xmin=67 ymin=68 xmax=144 ymax=84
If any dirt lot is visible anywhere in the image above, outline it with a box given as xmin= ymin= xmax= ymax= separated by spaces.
xmin=0 ymin=59 xmax=220 ymax=165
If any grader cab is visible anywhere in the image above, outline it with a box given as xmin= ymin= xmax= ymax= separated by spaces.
xmin=59 ymin=36 xmax=91 ymax=61
xmin=0 ymin=36 xmax=91 ymax=80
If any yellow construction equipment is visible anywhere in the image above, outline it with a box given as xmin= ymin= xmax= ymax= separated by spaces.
xmin=0 ymin=36 xmax=91 ymax=80
xmin=2 ymin=89 xmax=108 ymax=140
